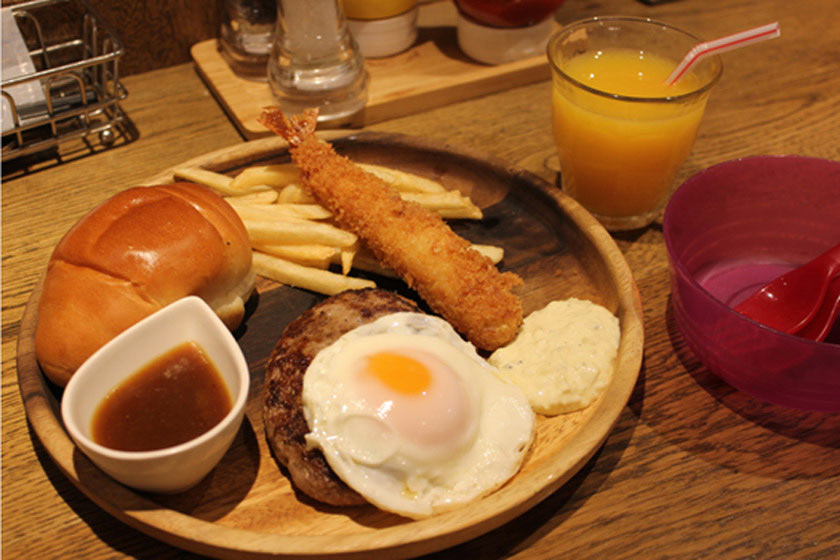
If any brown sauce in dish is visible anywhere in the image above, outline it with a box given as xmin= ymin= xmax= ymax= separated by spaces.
xmin=91 ymin=341 xmax=232 ymax=452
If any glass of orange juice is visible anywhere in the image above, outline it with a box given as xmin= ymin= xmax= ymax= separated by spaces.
xmin=547 ymin=17 xmax=722 ymax=231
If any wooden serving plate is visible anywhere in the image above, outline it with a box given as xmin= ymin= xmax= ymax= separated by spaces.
xmin=17 ymin=132 xmax=644 ymax=559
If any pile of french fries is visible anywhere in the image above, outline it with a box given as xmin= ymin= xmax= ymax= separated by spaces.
xmin=174 ymin=162 xmax=504 ymax=296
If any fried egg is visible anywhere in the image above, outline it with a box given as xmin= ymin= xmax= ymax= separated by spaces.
xmin=302 ymin=312 xmax=535 ymax=519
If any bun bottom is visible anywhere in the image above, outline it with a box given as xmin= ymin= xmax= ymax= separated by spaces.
xmin=210 ymin=269 xmax=257 ymax=331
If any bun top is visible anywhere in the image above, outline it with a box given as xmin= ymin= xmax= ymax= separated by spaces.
xmin=35 ymin=182 xmax=255 ymax=386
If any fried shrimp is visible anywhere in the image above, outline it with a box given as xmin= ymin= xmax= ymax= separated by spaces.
xmin=258 ymin=107 xmax=523 ymax=350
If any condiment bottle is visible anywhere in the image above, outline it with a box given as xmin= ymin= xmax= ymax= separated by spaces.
xmin=219 ymin=0 xmax=277 ymax=79
xmin=343 ymin=0 xmax=419 ymax=58
xmin=267 ymin=0 xmax=369 ymax=123
xmin=454 ymin=0 xmax=565 ymax=65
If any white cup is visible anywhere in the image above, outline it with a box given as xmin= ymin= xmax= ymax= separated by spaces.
xmin=61 ymin=296 xmax=250 ymax=494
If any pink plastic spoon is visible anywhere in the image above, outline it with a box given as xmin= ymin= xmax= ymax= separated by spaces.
xmin=797 ymin=276 xmax=840 ymax=342
xmin=734 ymin=242 xmax=840 ymax=333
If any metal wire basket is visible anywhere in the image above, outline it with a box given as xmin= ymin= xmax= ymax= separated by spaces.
xmin=1 ymin=0 xmax=130 ymax=162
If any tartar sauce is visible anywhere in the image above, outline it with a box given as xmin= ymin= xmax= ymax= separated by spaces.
xmin=489 ymin=298 xmax=620 ymax=415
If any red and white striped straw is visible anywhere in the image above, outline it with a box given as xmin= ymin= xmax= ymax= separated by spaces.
xmin=667 ymin=22 xmax=781 ymax=85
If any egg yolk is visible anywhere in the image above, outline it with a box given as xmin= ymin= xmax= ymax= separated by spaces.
xmin=348 ymin=345 xmax=478 ymax=458
xmin=367 ymin=352 xmax=431 ymax=394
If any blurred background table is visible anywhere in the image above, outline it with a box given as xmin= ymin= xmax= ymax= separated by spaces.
xmin=3 ymin=0 xmax=839 ymax=558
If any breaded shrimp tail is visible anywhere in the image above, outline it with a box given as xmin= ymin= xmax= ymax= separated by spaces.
xmin=258 ymin=107 xmax=523 ymax=350
xmin=259 ymin=107 xmax=318 ymax=147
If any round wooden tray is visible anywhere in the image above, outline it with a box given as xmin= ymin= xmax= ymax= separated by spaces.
xmin=17 ymin=132 xmax=644 ymax=559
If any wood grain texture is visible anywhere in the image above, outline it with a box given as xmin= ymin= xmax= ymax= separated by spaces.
xmin=3 ymin=0 xmax=840 ymax=558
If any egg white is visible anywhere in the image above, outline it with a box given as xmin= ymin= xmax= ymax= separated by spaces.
xmin=302 ymin=312 xmax=535 ymax=519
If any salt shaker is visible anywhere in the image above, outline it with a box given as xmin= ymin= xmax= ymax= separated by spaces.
xmin=267 ymin=0 xmax=369 ymax=124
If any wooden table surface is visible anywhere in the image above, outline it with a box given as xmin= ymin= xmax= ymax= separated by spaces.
xmin=3 ymin=0 xmax=839 ymax=558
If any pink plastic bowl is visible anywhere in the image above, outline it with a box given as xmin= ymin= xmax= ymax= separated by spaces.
xmin=663 ymin=155 xmax=840 ymax=411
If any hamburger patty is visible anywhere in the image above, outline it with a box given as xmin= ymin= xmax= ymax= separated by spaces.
xmin=263 ymin=288 xmax=420 ymax=506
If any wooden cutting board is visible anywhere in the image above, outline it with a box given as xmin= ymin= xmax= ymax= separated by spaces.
xmin=191 ymin=1 xmax=554 ymax=138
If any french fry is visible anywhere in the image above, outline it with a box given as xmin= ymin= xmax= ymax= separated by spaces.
xmin=359 ymin=163 xmax=447 ymax=194
xmin=400 ymin=191 xmax=482 ymax=219
xmin=253 ymin=251 xmax=375 ymax=295
xmin=274 ymin=203 xmax=332 ymax=220
xmin=253 ymin=243 xmax=337 ymax=268
xmin=243 ymin=218 xmax=357 ymax=247
xmin=229 ymin=201 xmax=333 ymax=221
xmin=173 ymin=167 xmax=248 ymax=196
xmin=340 ymin=242 xmax=358 ymax=275
xmin=276 ymin=183 xmax=316 ymax=203
xmin=435 ymin=207 xmax=483 ymax=220
xmin=472 ymin=243 xmax=504 ymax=264
xmin=343 ymin=249 xmax=391 ymax=277
xmin=358 ymin=164 xmax=482 ymax=217
xmin=231 ymin=164 xmax=300 ymax=190
xmin=224 ymin=190 xmax=279 ymax=205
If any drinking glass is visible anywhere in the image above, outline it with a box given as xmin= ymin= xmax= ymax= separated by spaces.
xmin=548 ymin=17 xmax=722 ymax=231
